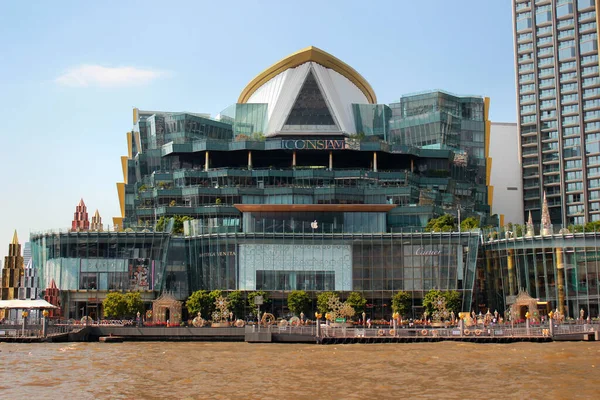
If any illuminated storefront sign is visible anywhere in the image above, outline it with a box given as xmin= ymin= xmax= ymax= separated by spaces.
xmin=282 ymin=139 xmax=346 ymax=150
xmin=199 ymin=251 xmax=237 ymax=257
xmin=415 ymin=247 xmax=442 ymax=256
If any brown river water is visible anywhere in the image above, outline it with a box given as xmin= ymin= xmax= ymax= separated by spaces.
xmin=1 ymin=341 xmax=599 ymax=399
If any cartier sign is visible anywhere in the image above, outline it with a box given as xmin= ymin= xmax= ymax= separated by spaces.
xmin=415 ymin=247 xmax=442 ymax=256
xmin=282 ymin=139 xmax=346 ymax=150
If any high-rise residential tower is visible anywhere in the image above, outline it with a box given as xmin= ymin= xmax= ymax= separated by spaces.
xmin=514 ymin=0 xmax=600 ymax=226
xmin=22 ymin=241 xmax=31 ymax=266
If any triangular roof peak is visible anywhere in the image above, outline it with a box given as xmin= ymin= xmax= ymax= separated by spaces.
xmin=283 ymin=69 xmax=341 ymax=131
xmin=238 ymin=46 xmax=377 ymax=104
xmin=78 ymin=198 xmax=86 ymax=207
xmin=515 ymin=288 xmax=537 ymax=302
xmin=154 ymin=292 xmax=182 ymax=305
xmin=11 ymin=230 xmax=18 ymax=245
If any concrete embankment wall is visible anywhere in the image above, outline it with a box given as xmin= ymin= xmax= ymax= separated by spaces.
xmin=81 ymin=326 xmax=246 ymax=342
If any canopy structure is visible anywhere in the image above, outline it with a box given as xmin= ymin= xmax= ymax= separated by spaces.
xmin=238 ymin=46 xmax=377 ymax=136
xmin=0 ymin=299 xmax=59 ymax=309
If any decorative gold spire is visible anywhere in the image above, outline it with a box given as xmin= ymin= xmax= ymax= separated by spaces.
xmin=90 ymin=209 xmax=103 ymax=232
xmin=527 ymin=211 xmax=533 ymax=226
xmin=1 ymin=230 xmax=24 ymax=300
xmin=541 ymin=191 xmax=552 ymax=236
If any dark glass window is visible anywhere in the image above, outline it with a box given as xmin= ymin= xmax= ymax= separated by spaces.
xmin=284 ymin=71 xmax=336 ymax=126
xmin=80 ymin=273 xmax=97 ymax=290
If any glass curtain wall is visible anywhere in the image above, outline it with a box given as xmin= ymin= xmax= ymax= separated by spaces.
xmin=30 ymin=232 xmax=170 ymax=318
xmin=181 ymin=228 xmax=480 ymax=320
xmin=480 ymin=230 xmax=600 ymax=319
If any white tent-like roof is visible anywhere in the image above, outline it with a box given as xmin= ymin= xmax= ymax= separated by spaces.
xmin=0 ymin=299 xmax=58 ymax=309
xmin=239 ymin=46 xmax=377 ymax=137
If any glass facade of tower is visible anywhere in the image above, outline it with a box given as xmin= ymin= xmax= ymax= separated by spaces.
xmin=388 ymin=92 xmax=489 ymax=213
xmin=29 ymin=231 xmax=171 ymax=320
xmin=30 ymin=229 xmax=481 ymax=320
xmin=30 ymin=87 xmax=494 ymax=320
xmin=124 ymin=92 xmax=492 ymax=231
xmin=29 ymin=39 xmax=501 ymax=321
xmin=514 ymin=0 xmax=600 ymax=226
xmin=479 ymin=228 xmax=600 ymax=319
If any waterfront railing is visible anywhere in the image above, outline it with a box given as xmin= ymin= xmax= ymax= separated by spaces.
xmin=316 ymin=323 xmax=599 ymax=339
xmin=244 ymin=325 xmax=317 ymax=336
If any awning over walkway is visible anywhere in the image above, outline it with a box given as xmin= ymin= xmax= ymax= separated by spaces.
xmin=0 ymin=299 xmax=58 ymax=309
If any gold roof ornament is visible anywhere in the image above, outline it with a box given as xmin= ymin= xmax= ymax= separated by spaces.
xmin=11 ymin=230 xmax=18 ymax=245
xmin=238 ymin=46 xmax=377 ymax=104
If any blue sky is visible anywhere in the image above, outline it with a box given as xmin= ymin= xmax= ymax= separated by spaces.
xmin=0 ymin=0 xmax=515 ymax=253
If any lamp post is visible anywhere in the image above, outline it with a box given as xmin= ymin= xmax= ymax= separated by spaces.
xmin=21 ymin=310 xmax=29 ymax=337
xmin=254 ymin=295 xmax=263 ymax=331
xmin=315 ymin=312 xmax=322 ymax=337
xmin=42 ymin=310 xmax=49 ymax=337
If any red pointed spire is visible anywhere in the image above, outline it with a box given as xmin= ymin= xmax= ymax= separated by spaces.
xmin=71 ymin=198 xmax=90 ymax=231
xmin=44 ymin=279 xmax=61 ymax=317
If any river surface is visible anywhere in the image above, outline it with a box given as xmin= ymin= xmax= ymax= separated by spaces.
xmin=1 ymin=341 xmax=599 ymax=399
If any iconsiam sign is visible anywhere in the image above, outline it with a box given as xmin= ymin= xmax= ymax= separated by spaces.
xmin=281 ymin=139 xmax=347 ymax=150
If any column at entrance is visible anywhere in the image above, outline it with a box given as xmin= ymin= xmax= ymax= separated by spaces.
xmin=373 ymin=152 xmax=378 ymax=172
xmin=507 ymin=249 xmax=516 ymax=296
xmin=555 ymin=247 xmax=566 ymax=316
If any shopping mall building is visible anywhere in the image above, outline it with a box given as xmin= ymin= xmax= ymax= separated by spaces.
xmin=31 ymin=46 xmax=503 ymax=320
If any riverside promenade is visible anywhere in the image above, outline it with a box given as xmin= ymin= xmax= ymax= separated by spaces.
xmin=2 ymin=321 xmax=598 ymax=344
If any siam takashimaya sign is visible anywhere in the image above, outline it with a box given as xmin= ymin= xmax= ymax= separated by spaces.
xmin=282 ymin=139 xmax=347 ymax=150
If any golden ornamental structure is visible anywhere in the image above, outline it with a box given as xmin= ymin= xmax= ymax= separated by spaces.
xmin=0 ymin=231 xmax=25 ymax=301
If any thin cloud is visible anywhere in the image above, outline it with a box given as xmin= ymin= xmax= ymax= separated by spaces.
xmin=55 ymin=65 xmax=169 ymax=88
